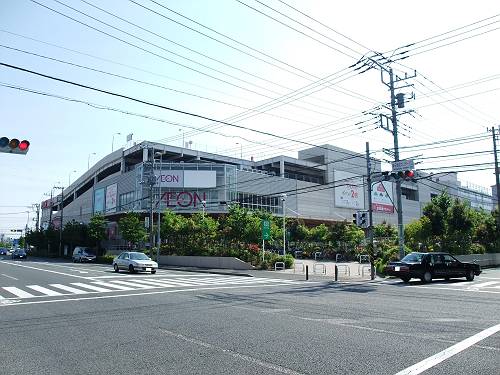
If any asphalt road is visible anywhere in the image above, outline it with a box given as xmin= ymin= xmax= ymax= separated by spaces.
xmin=0 ymin=257 xmax=499 ymax=375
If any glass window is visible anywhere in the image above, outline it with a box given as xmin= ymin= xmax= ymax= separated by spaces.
xmin=401 ymin=253 xmax=425 ymax=263
xmin=443 ymin=254 xmax=456 ymax=263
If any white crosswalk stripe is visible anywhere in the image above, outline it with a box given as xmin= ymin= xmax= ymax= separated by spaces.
xmin=0 ymin=276 xmax=299 ymax=301
xmin=26 ymin=285 xmax=63 ymax=296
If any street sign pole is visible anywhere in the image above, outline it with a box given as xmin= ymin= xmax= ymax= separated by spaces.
xmin=262 ymin=219 xmax=270 ymax=262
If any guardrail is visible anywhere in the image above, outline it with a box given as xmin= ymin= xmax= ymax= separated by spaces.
xmin=313 ymin=263 xmax=326 ymax=275
xmin=294 ymin=262 xmax=304 ymax=274
xmin=274 ymin=262 xmax=285 ymax=271
xmin=336 ymin=264 xmax=350 ymax=276
xmin=360 ymin=265 xmax=372 ymax=278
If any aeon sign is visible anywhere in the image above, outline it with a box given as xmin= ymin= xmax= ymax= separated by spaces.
xmin=160 ymin=191 xmax=207 ymax=208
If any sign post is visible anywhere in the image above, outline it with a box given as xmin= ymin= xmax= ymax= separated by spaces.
xmin=262 ymin=219 xmax=270 ymax=262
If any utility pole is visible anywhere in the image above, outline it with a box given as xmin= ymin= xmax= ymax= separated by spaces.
xmin=32 ymin=203 xmax=40 ymax=231
xmin=281 ymin=193 xmax=287 ymax=256
xmin=54 ymin=186 xmax=65 ymax=256
xmin=366 ymin=142 xmax=375 ymax=280
xmin=48 ymin=189 xmax=53 ymax=227
xmin=490 ymin=126 xmax=500 ymax=227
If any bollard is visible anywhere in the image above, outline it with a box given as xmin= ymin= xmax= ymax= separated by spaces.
xmin=335 ymin=265 xmax=338 ymax=281
xmin=305 ymin=265 xmax=309 ymax=280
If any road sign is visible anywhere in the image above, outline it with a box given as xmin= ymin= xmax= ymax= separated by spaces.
xmin=391 ymin=159 xmax=414 ymax=172
xmin=262 ymin=219 xmax=270 ymax=240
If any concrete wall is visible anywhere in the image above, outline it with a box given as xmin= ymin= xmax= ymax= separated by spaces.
xmin=456 ymin=253 xmax=500 ymax=268
xmin=158 ymin=255 xmax=255 ymax=270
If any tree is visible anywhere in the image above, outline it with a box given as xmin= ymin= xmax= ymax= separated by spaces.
xmin=118 ymin=212 xmax=147 ymax=248
xmin=422 ymin=192 xmax=451 ymax=238
xmin=373 ymin=221 xmax=397 ymax=239
xmin=88 ymin=214 xmax=107 ymax=255
xmin=404 ymin=216 xmax=432 ymax=251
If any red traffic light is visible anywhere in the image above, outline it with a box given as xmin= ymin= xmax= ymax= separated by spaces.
xmin=405 ymin=170 xmax=415 ymax=178
xmin=19 ymin=140 xmax=30 ymax=151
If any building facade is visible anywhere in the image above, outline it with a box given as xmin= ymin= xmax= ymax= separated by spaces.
xmin=40 ymin=141 xmax=493 ymax=248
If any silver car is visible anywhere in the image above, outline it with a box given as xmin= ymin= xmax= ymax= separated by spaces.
xmin=113 ymin=252 xmax=158 ymax=274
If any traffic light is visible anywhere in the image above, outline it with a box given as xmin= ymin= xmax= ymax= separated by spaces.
xmin=353 ymin=211 xmax=368 ymax=228
xmin=380 ymin=170 xmax=416 ymax=182
xmin=0 ymin=137 xmax=30 ymax=155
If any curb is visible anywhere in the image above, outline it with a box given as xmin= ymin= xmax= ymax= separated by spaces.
xmin=157 ymin=266 xmax=254 ymax=277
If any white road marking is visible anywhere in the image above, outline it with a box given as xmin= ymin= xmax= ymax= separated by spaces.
xmin=0 ymin=261 xmax=88 ymax=279
xmin=91 ymin=281 xmax=134 ymax=291
xmin=2 ymin=286 xmax=36 ymax=298
xmin=49 ymin=284 xmax=89 ymax=294
xmin=1 ymin=273 xmax=19 ymax=280
xmin=0 ymin=282 xmax=312 ymax=307
xmin=70 ymin=282 xmax=113 ymax=293
xmin=467 ymin=281 xmax=498 ymax=288
xmin=26 ymin=285 xmax=63 ymax=296
xmin=394 ymin=323 xmax=500 ymax=375
xmin=103 ymin=280 xmax=153 ymax=289
xmin=409 ymin=285 xmax=500 ymax=294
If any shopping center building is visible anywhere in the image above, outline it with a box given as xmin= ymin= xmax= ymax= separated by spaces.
xmin=39 ymin=141 xmax=494 ymax=248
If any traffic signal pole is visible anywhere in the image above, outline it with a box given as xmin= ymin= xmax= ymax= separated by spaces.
xmin=490 ymin=126 xmax=500 ymax=229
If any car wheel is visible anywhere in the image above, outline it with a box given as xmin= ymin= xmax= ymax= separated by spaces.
xmin=400 ymin=277 xmax=410 ymax=283
xmin=113 ymin=264 xmax=119 ymax=273
xmin=466 ymin=269 xmax=474 ymax=281
xmin=129 ymin=265 xmax=135 ymax=274
xmin=421 ymin=271 xmax=432 ymax=283
xmin=151 ymin=270 xmax=156 ymax=274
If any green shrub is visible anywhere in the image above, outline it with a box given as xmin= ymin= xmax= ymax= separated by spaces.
xmin=96 ymin=255 xmax=115 ymax=264
xmin=469 ymin=243 xmax=486 ymax=254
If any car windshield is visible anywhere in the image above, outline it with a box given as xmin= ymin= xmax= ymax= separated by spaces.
xmin=129 ymin=253 xmax=149 ymax=260
xmin=401 ymin=253 xmax=424 ymax=263
xmin=83 ymin=250 xmax=95 ymax=256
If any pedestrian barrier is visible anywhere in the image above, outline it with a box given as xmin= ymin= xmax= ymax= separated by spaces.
xmin=313 ymin=263 xmax=326 ymax=275
xmin=335 ymin=254 xmax=344 ymax=263
xmin=274 ymin=262 xmax=285 ymax=271
xmin=361 ymin=265 xmax=372 ymax=278
xmin=359 ymin=255 xmax=370 ymax=264
xmin=314 ymin=252 xmax=322 ymax=261
xmin=336 ymin=264 xmax=350 ymax=276
xmin=293 ymin=262 xmax=305 ymax=274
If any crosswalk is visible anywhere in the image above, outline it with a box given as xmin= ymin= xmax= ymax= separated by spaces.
xmin=380 ymin=278 xmax=500 ymax=293
xmin=0 ymin=276 xmax=296 ymax=301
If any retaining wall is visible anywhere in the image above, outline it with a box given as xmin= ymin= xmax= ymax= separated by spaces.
xmin=158 ymin=255 xmax=255 ymax=270
xmin=455 ymin=253 xmax=500 ymax=268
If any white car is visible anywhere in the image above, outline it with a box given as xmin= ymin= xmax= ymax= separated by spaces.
xmin=113 ymin=252 xmax=158 ymax=274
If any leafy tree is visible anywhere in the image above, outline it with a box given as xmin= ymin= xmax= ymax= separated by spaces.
xmin=88 ymin=214 xmax=107 ymax=255
xmin=404 ymin=216 xmax=432 ymax=251
xmin=422 ymin=192 xmax=451 ymax=237
xmin=308 ymin=223 xmax=330 ymax=243
xmin=118 ymin=212 xmax=147 ymax=248
xmin=373 ymin=221 xmax=397 ymax=239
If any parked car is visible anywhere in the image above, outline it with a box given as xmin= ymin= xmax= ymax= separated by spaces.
xmin=11 ymin=249 xmax=27 ymax=260
xmin=0 ymin=248 xmax=8 ymax=255
xmin=113 ymin=252 xmax=158 ymax=274
xmin=385 ymin=252 xmax=481 ymax=283
xmin=72 ymin=247 xmax=96 ymax=263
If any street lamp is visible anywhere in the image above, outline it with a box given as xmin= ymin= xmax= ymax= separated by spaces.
xmin=68 ymin=170 xmax=77 ymax=186
xmin=87 ymin=152 xmax=96 ymax=170
xmin=280 ymin=193 xmax=287 ymax=256
xmin=236 ymin=142 xmax=243 ymax=159
xmin=201 ymin=200 xmax=206 ymax=216
xmin=111 ymin=132 xmax=121 ymax=152
xmin=178 ymin=129 xmax=185 ymax=149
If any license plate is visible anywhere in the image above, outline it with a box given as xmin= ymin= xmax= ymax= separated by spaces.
xmin=395 ymin=266 xmax=400 ymax=271
xmin=146 ymin=268 xmax=151 ymax=271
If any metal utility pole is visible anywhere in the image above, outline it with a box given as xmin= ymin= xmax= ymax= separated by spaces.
xmin=54 ymin=186 xmax=65 ymax=256
xmin=365 ymin=142 xmax=375 ymax=280
xmin=281 ymin=193 xmax=287 ymax=256
xmin=491 ymin=126 xmax=500 ymax=222
xmin=48 ymin=189 xmax=53 ymax=227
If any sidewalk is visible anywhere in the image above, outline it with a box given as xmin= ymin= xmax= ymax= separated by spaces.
xmin=158 ymin=259 xmax=376 ymax=282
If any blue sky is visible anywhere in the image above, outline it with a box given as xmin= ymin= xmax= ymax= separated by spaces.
xmin=1 ymin=0 xmax=500 ymax=234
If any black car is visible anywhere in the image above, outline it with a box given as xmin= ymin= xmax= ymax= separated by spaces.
xmin=385 ymin=252 xmax=481 ymax=283
xmin=0 ymin=248 xmax=8 ymax=255
xmin=11 ymin=249 xmax=27 ymax=259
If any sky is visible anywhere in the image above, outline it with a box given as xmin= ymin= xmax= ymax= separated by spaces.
xmin=1 ymin=0 xmax=500 ymax=235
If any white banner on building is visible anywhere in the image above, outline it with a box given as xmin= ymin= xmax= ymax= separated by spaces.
xmin=105 ymin=183 xmax=118 ymax=213
xmin=334 ymin=170 xmax=365 ymax=209
xmin=154 ymin=170 xmax=216 ymax=188
xmin=372 ymin=181 xmax=394 ymax=213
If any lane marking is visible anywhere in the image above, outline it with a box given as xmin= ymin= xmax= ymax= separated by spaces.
xmin=0 ymin=283 xmax=311 ymax=307
xmin=467 ymin=281 xmax=498 ymax=288
xmin=70 ymin=282 xmax=113 ymax=293
xmin=26 ymin=285 xmax=63 ymax=297
xmin=394 ymin=323 xmax=500 ymax=375
xmin=160 ymin=328 xmax=305 ymax=375
xmin=102 ymin=280 xmax=152 ymax=289
xmin=2 ymin=286 xmax=36 ymax=298
xmin=49 ymin=284 xmax=89 ymax=295
xmin=1 ymin=273 xmax=19 ymax=280
xmin=0 ymin=261 xmax=89 ymax=279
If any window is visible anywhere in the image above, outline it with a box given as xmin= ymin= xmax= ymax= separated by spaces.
xmin=119 ymin=192 xmax=134 ymax=211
